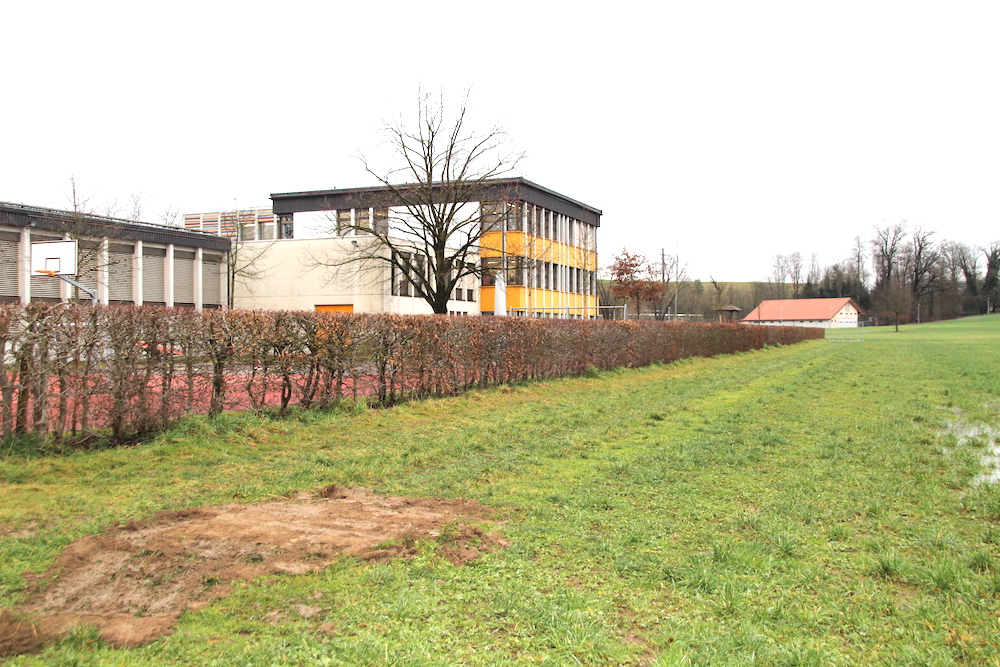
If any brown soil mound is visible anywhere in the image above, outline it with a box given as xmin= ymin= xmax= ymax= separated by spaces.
xmin=1 ymin=486 xmax=505 ymax=658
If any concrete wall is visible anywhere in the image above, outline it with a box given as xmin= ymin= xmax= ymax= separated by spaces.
xmin=231 ymin=237 xmax=480 ymax=315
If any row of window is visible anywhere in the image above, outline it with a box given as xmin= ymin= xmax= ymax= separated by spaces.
xmin=390 ymin=251 xmax=477 ymax=303
xmin=336 ymin=208 xmax=389 ymax=237
xmin=185 ymin=209 xmax=294 ymax=242
xmin=481 ymin=257 xmax=596 ymax=294
xmin=390 ymin=251 xmax=425 ymax=297
xmin=481 ymin=202 xmax=597 ymax=249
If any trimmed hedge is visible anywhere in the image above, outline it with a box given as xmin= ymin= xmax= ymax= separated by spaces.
xmin=0 ymin=304 xmax=822 ymax=444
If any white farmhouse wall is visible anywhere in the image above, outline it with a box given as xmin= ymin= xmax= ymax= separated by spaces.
xmin=831 ymin=303 xmax=860 ymax=328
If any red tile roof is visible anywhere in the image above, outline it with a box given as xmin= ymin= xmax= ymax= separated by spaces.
xmin=742 ymin=297 xmax=859 ymax=322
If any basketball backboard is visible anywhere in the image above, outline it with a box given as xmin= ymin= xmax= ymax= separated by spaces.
xmin=31 ymin=239 xmax=78 ymax=276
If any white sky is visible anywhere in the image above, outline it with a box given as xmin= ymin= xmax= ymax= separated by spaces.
xmin=3 ymin=0 xmax=998 ymax=281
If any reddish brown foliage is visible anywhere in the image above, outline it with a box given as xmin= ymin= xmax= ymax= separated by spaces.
xmin=0 ymin=304 xmax=821 ymax=444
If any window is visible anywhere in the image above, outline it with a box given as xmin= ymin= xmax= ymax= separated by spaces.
xmin=509 ymin=202 xmax=522 ymax=233
xmin=336 ymin=210 xmax=351 ymax=236
xmin=481 ymin=257 xmax=500 ymax=286
xmin=393 ymin=251 xmax=413 ymax=297
xmin=373 ymin=208 xmax=389 ymax=235
xmin=355 ymin=208 xmax=371 ymax=235
xmin=279 ymin=214 xmax=294 ymax=239
xmin=507 ymin=257 xmax=525 ymax=286
xmin=414 ymin=255 xmax=425 ymax=286
xmin=466 ymin=288 xmax=474 ymax=302
xmin=480 ymin=202 xmax=504 ymax=233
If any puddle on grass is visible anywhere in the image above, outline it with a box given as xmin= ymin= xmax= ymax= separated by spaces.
xmin=943 ymin=412 xmax=1000 ymax=485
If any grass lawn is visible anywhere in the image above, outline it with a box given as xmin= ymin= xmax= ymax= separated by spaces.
xmin=2 ymin=316 xmax=1000 ymax=666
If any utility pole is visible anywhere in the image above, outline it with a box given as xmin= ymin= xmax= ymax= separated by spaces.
xmin=672 ymin=243 xmax=680 ymax=321
xmin=661 ymin=248 xmax=666 ymax=320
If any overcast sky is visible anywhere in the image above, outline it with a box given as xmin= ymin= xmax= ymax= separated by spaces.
xmin=4 ymin=1 xmax=998 ymax=281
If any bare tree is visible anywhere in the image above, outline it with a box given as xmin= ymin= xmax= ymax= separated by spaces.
xmin=61 ymin=177 xmax=119 ymax=303
xmin=878 ymin=279 xmax=914 ymax=332
xmin=769 ymin=254 xmax=789 ymax=299
xmin=871 ymin=222 xmax=907 ymax=289
xmin=159 ymin=206 xmax=181 ymax=228
xmin=596 ymin=263 xmax=624 ymax=319
xmin=984 ymin=241 xmax=1000 ymax=313
xmin=807 ymin=253 xmax=821 ymax=285
xmin=955 ymin=243 xmax=981 ymax=296
xmin=904 ymin=227 xmax=939 ymax=299
xmin=936 ymin=241 xmax=966 ymax=319
xmin=788 ymin=252 xmax=803 ymax=298
xmin=900 ymin=227 xmax=940 ymax=321
xmin=708 ymin=275 xmax=732 ymax=308
xmin=315 ymin=90 xmax=523 ymax=315
xmin=849 ymin=236 xmax=868 ymax=286
xmin=651 ymin=249 xmax=688 ymax=320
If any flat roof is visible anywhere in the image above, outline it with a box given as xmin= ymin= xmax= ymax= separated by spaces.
xmin=271 ymin=177 xmax=602 ymax=227
xmin=0 ymin=201 xmax=231 ymax=251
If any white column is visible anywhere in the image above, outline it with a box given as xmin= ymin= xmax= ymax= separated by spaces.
xmin=98 ymin=239 xmax=110 ymax=305
xmin=60 ymin=234 xmax=73 ymax=303
xmin=19 ymin=228 xmax=31 ymax=304
xmin=164 ymin=244 xmax=175 ymax=307
xmin=219 ymin=255 xmax=228 ymax=309
xmin=193 ymin=247 xmax=204 ymax=311
xmin=494 ymin=273 xmax=507 ymax=317
xmin=133 ymin=240 xmax=143 ymax=305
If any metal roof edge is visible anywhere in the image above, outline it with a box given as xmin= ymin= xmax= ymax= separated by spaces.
xmin=271 ymin=177 xmax=602 ymax=216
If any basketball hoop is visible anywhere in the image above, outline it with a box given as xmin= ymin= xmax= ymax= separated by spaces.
xmin=32 ymin=262 xmax=99 ymax=305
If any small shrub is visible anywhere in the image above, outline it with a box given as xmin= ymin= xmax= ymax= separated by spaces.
xmin=967 ymin=551 xmax=992 ymax=572
xmin=774 ymin=533 xmax=799 ymax=558
xmin=868 ymin=550 xmax=906 ymax=580
xmin=711 ymin=578 xmax=744 ymax=617
xmin=826 ymin=525 xmax=850 ymax=541
xmin=920 ymin=558 xmax=965 ymax=593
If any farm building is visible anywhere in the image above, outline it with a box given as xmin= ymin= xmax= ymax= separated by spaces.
xmin=742 ymin=297 xmax=861 ymax=328
xmin=0 ymin=201 xmax=230 ymax=308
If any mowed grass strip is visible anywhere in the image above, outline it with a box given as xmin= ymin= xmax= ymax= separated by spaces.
xmin=2 ymin=316 xmax=1000 ymax=666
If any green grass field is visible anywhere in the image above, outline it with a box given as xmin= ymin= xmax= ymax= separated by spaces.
xmin=3 ymin=316 xmax=1000 ymax=666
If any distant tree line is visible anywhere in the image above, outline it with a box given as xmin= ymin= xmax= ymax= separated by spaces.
xmin=604 ymin=226 xmax=1000 ymax=325
xmin=795 ymin=224 xmax=998 ymax=325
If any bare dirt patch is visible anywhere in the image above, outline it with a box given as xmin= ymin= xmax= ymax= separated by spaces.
xmin=1 ymin=486 xmax=505 ymax=658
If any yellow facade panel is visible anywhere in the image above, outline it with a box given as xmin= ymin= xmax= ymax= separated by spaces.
xmin=481 ymin=286 xmax=598 ymax=318
xmin=480 ymin=231 xmax=597 ymax=270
